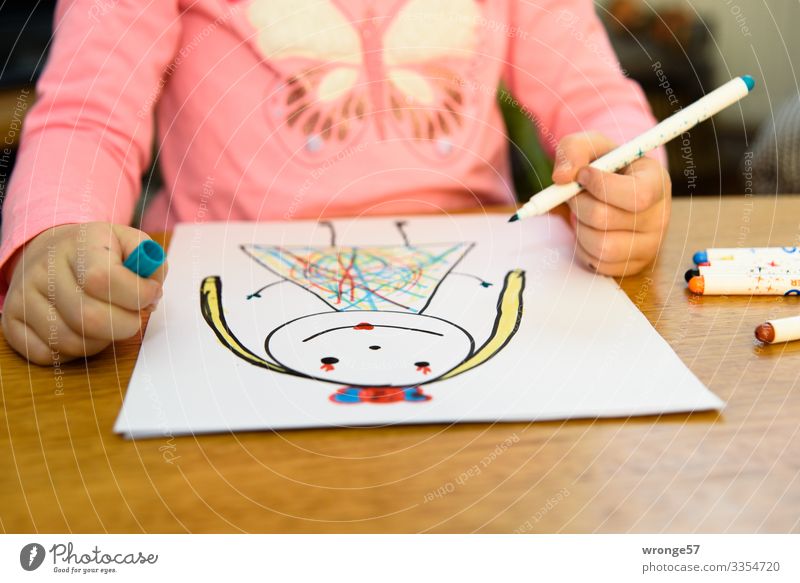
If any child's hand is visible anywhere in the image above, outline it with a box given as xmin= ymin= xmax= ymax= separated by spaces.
xmin=552 ymin=132 xmax=671 ymax=276
xmin=2 ymin=223 xmax=167 ymax=365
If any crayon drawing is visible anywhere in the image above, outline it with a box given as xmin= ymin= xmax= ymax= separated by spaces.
xmin=200 ymin=222 xmax=525 ymax=404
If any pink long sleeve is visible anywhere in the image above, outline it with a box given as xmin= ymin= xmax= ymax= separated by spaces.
xmin=1 ymin=0 xmax=666 ymax=312
xmin=504 ymin=0 xmax=666 ymax=162
xmin=0 ymin=0 xmax=181 ymax=286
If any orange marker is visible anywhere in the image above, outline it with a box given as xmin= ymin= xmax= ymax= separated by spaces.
xmin=755 ymin=315 xmax=800 ymax=344
xmin=688 ymin=273 xmax=800 ymax=296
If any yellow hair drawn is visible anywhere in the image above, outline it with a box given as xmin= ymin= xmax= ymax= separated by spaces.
xmin=200 ymin=276 xmax=296 ymax=375
xmin=200 ymin=269 xmax=525 ymax=381
xmin=439 ymin=269 xmax=525 ymax=380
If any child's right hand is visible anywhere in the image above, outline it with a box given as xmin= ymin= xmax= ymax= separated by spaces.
xmin=1 ymin=223 xmax=166 ymax=365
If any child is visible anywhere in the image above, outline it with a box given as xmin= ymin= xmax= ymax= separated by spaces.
xmin=0 ymin=0 xmax=670 ymax=364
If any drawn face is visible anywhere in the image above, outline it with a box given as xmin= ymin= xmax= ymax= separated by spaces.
xmin=265 ymin=311 xmax=474 ymax=387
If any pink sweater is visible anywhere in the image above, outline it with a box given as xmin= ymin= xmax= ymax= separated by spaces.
xmin=1 ymin=0 xmax=659 ymax=296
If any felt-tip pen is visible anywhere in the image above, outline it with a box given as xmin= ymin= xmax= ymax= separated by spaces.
xmin=123 ymin=240 xmax=166 ymax=278
xmin=510 ymin=75 xmax=756 ymax=222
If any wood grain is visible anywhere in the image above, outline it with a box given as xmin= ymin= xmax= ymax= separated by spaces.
xmin=1 ymin=196 xmax=799 ymax=533
xmin=0 ymin=87 xmax=33 ymax=147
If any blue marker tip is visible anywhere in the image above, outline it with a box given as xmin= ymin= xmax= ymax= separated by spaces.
xmin=692 ymin=250 xmax=708 ymax=265
xmin=741 ymin=75 xmax=755 ymax=92
xmin=124 ymin=239 xmax=166 ymax=278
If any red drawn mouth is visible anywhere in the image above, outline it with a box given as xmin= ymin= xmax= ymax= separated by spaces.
xmin=417 ymin=365 xmax=432 ymax=375
xmin=320 ymin=363 xmax=335 ymax=372
xmin=353 ymin=322 xmax=374 ymax=330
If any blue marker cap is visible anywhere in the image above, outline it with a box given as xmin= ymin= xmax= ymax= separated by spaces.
xmin=124 ymin=239 xmax=166 ymax=278
xmin=692 ymin=250 xmax=708 ymax=265
xmin=741 ymin=75 xmax=755 ymax=92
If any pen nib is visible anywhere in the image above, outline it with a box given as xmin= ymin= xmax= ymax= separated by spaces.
xmin=508 ymin=214 xmax=519 ymax=223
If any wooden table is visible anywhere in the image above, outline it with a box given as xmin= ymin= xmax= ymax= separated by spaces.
xmin=2 ymin=196 xmax=799 ymax=533
xmin=0 ymin=87 xmax=33 ymax=148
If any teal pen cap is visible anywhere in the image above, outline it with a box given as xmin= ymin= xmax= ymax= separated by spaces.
xmin=124 ymin=240 xmax=166 ymax=278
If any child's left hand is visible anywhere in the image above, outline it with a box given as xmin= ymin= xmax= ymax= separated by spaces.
xmin=552 ymin=131 xmax=672 ymax=276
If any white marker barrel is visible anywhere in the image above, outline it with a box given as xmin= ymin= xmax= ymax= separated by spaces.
xmin=698 ymin=264 xmax=800 ymax=276
xmin=588 ymin=78 xmax=751 ymax=176
xmin=702 ymin=247 xmax=800 ymax=263
xmin=515 ymin=76 xmax=754 ymax=220
xmin=766 ymin=316 xmax=800 ymax=343
xmin=700 ymin=273 xmax=800 ymax=295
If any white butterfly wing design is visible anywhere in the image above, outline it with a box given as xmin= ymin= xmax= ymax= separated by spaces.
xmin=245 ymin=0 xmax=493 ymax=162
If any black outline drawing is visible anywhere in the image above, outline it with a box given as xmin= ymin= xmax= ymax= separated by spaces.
xmin=200 ymin=221 xmax=526 ymax=404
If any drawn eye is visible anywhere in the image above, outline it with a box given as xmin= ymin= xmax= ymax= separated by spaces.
xmin=320 ymin=356 xmax=338 ymax=372
xmin=369 ymin=345 xmax=381 ymax=350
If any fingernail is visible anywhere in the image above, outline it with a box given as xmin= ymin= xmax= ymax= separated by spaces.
xmin=577 ymin=168 xmax=590 ymax=186
xmin=146 ymin=288 xmax=163 ymax=310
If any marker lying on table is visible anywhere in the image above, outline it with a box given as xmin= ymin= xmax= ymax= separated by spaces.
xmin=684 ymin=265 xmax=800 ymax=282
xmin=509 ymin=75 xmax=756 ymax=222
xmin=687 ymin=273 xmax=800 ymax=296
xmin=755 ymin=315 xmax=800 ymax=344
xmin=693 ymin=246 xmax=800 ymax=266
xmin=123 ymin=239 xmax=166 ymax=278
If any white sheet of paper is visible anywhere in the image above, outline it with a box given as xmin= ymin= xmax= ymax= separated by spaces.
xmin=115 ymin=215 xmax=723 ymax=438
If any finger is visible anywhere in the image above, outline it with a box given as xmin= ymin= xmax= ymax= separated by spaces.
xmin=574 ymin=221 xmax=662 ymax=264
xmin=62 ymin=297 xmax=143 ymax=343
xmin=576 ymin=157 xmax=669 ymax=213
xmin=113 ymin=225 xmax=169 ymax=284
xmin=567 ymin=192 xmax=663 ymax=233
xmin=2 ymin=286 xmax=57 ymax=364
xmin=72 ymin=226 xmax=161 ymax=311
xmin=3 ymin=317 xmax=54 ymax=365
xmin=574 ymin=240 xmax=651 ymax=277
xmin=42 ymin=258 xmax=143 ymax=342
xmin=23 ymin=288 xmax=109 ymax=359
xmin=552 ymin=132 xmax=618 ymax=184
xmin=147 ymin=258 xmax=168 ymax=286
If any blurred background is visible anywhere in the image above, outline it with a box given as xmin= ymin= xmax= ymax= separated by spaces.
xmin=598 ymin=0 xmax=800 ymax=196
xmin=1 ymin=0 xmax=799 ymax=212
